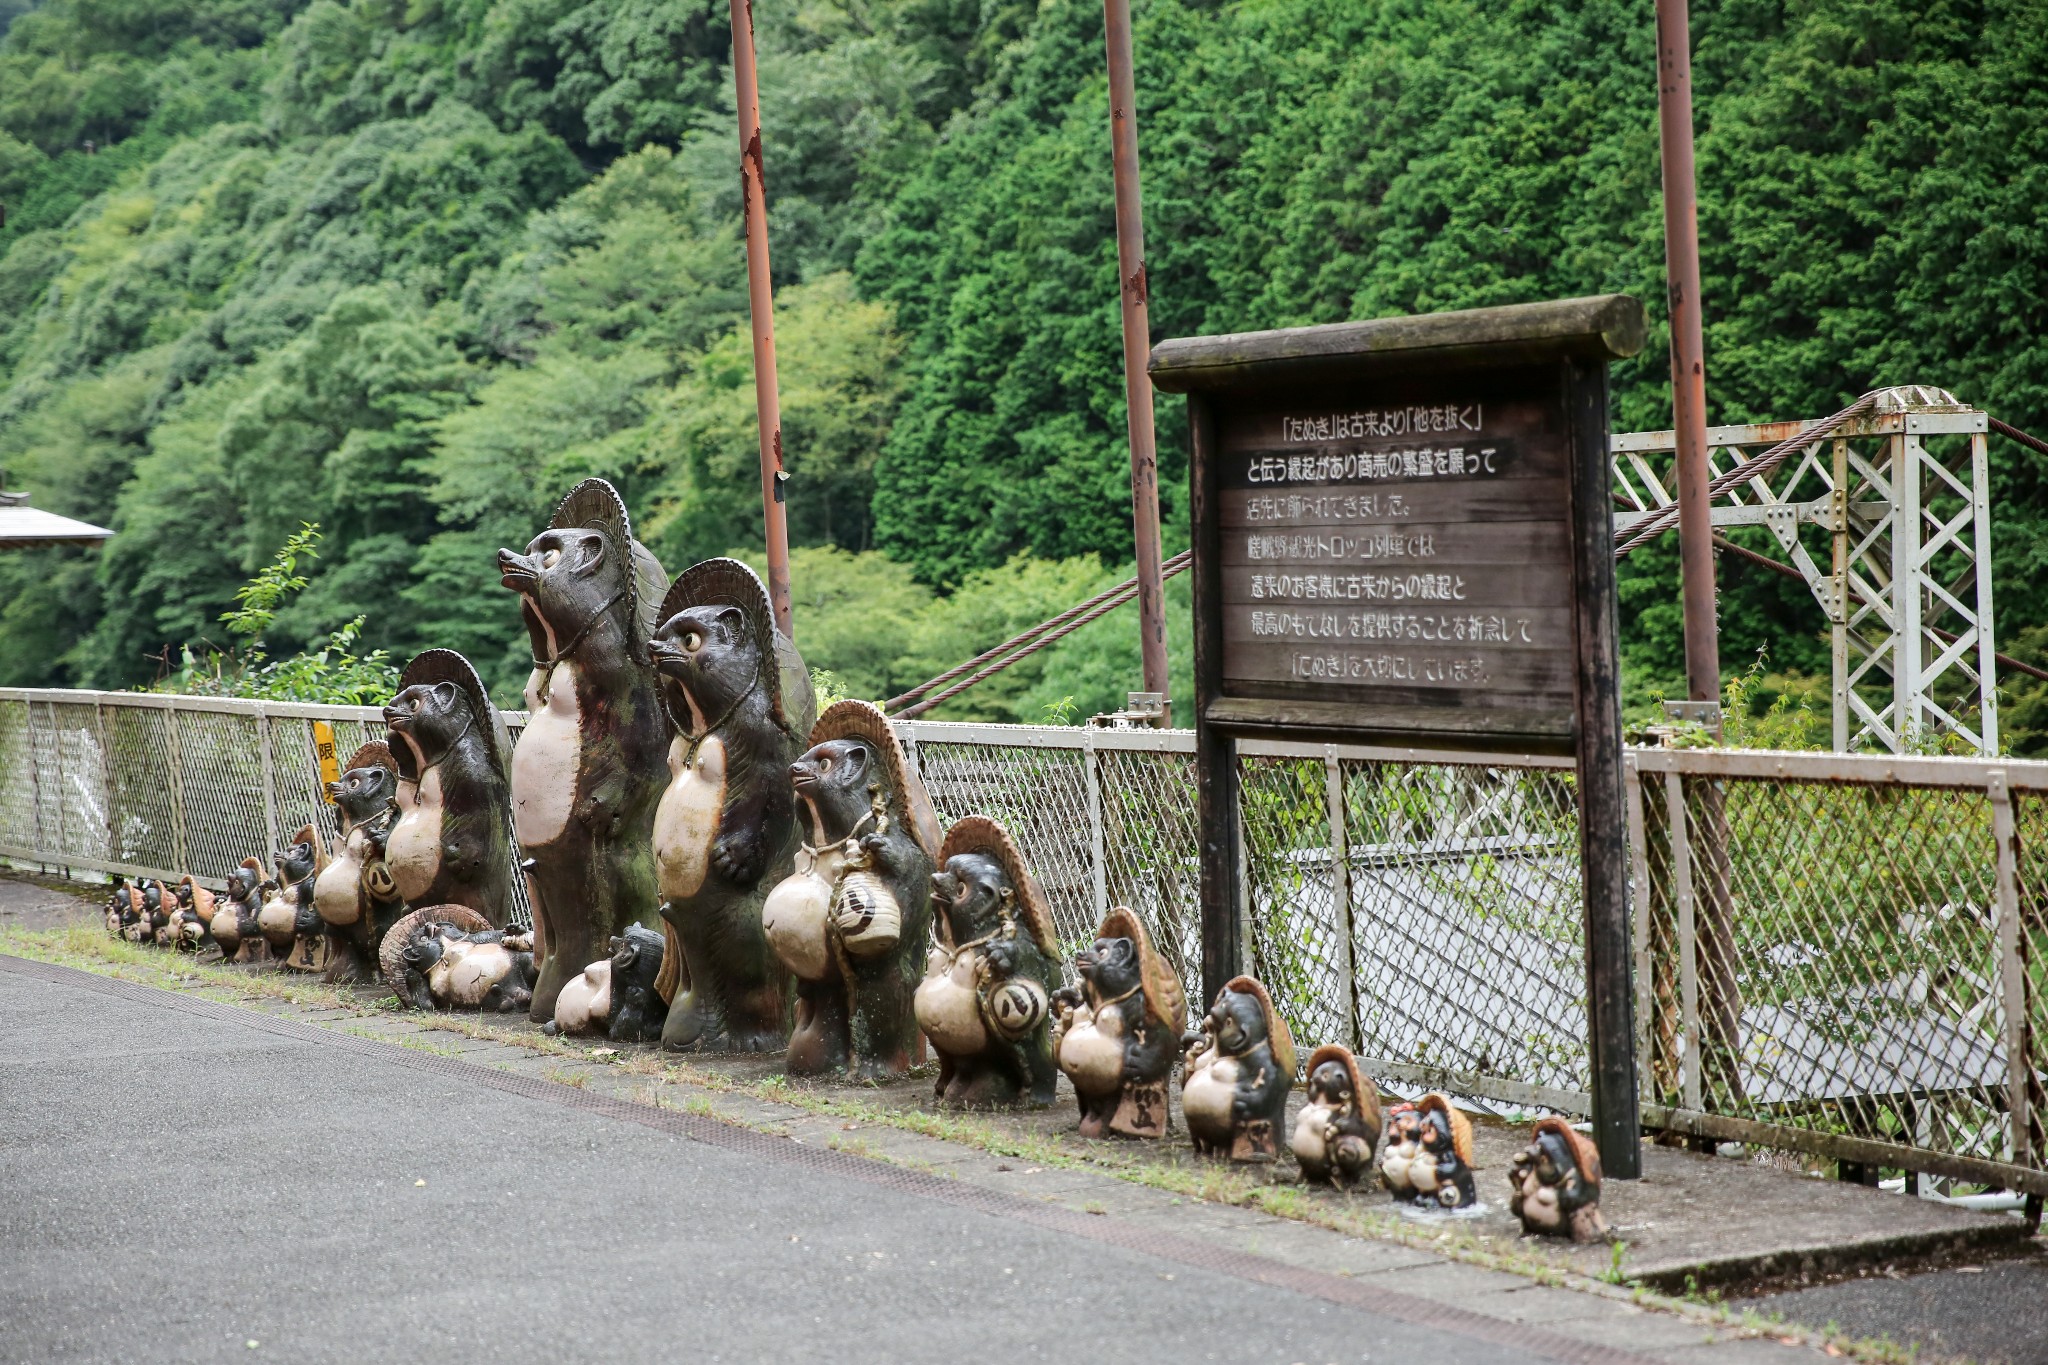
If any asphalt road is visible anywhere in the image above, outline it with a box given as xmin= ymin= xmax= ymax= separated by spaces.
xmin=1737 ymin=1260 xmax=2048 ymax=1365
xmin=2 ymin=965 xmax=1569 ymax=1365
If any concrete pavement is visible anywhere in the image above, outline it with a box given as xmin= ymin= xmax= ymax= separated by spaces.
xmin=1 ymin=956 xmax=1799 ymax=1365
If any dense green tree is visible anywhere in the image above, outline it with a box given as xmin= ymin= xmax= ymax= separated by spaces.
xmin=0 ymin=0 xmax=2043 ymax=737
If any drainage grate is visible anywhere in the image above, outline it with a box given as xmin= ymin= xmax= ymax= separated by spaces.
xmin=2 ymin=954 xmax=1666 ymax=1365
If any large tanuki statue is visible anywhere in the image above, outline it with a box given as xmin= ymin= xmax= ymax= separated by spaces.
xmin=762 ymin=700 xmax=939 ymax=1080
xmin=383 ymin=649 xmax=516 ymax=927
xmin=914 ymin=815 xmax=1060 ymax=1108
xmin=649 ymin=558 xmax=815 ymax=1053
xmin=498 ymin=478 xmax=669 ymax=1021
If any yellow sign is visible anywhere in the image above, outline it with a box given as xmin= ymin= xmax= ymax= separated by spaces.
xmin=312 ymin=721 xmax=341 ymax=801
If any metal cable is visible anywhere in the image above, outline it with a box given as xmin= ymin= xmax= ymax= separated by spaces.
xmin=896 ymin=404 xmax=2046 ymax=713
xmin=1614 ymin=392 xmax=1881 ymax=558
xmin=883 ymin=550 xmax=1190 ymax=715
xmin=1991 ymin=416 xmax=2048 ymax=461
xmin=892 ymin=553 xmax=1192 ymax=719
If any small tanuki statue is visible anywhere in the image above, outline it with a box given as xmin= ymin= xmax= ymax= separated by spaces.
xmin=110 ymin=877 xmax=165 ymax=944
xmin=383 ymin=649 xmax=517 ymax=927
xmin=762 ymin=699 xmax=939 ymax=1080
xmin=261 ymin=826 xmax=330 ymax=973
xmin=648 ymin=557 xmax=815 ymax=1053
xmin=1049 ymin=907 xmax=1186 ymax=1139
xmin=549 ymin=923 xmax=669 ymax=1041
xmin=166 ymin=876 xmax=214 ymax=952
xmin=606 ymin=922 xmax=671 ymax=1043
xmin=117 ymin=877 xmax=166 ymax=945
xmin=1381 ymin=1092 xmax=1478 ymax=1209
xmin=209 ymin=858 xmax=270 ymax=963
xmin=1508 ymin=1117 xmax=1610 ymax=1242
xmin=499 ymin=478 xmax=670 ymax=1022
xmin=104 ymin=879 xmax=130 ymax=938
xmin=257 ymin=827 xmax=324 ymax=961
xmin=380 ymin=905 xmax=536 ymax=1013
xmin=1181 ymin=975 xmax=1297 ymax=1161
xmin=1291 ymin=1044 xmax=1384 ymax=1189
xmin=312 ymin=742 xmax=406 ymax=983
xmin=913 ymin=815 xmax=1060 ymax=1108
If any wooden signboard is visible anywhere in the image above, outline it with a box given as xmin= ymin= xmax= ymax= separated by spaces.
xmin=1151 ymin=294 xmax=1648 ymax=1175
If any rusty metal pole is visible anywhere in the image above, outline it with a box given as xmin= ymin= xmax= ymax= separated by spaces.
xmin=732 ymin=0 xmax=794 ymax=639
xmin=1656 ymin=0 xmax=1740 ymax=1120
xmin=1655 ymin=0 xmax=1717 ymax=704
xmin=1103 ymin=0 xmax=1171 ymax=716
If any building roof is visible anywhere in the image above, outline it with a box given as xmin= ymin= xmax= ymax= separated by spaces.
xmin=0 ymin=493 xmax=112 ymax=549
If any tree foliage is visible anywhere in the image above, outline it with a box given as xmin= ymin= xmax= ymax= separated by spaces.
xmin=0 ymin=0 xmax=2043 ymax=734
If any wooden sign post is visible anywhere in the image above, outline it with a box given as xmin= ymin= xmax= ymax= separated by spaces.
xmin=1150 ymin=295 xmax=1647 ymax=1177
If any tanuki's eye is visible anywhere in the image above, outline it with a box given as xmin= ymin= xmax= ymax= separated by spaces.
xmin=683 ymin=631 xmax=703 ymax=652
xmin=541 ymin=548 xmax=561 ymax=569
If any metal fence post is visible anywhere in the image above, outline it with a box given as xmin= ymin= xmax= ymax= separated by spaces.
xmin=1664 ymin=770 xmax=1701 ymax=1113
xmin=25 ymin=700 xmax=47 ymax=864
xmin=1989 ymin=770 xmax=2032 ymax=1170
xmin=1083 ymin=731 xmax=1109 ymax=923
xmin=256 ymin=704 xmax=280 ymax=859
xmin=42 ymin=702 xmax=69 ymax=862
xmin=1625 ymin=754 xmax=1654 ymax=1096
xmin=164 ymin=697 xmax=189 ymax=875
xmin=1323 ymin=750 xmax=1359 ymax=1051
xmin=93 ymin=696 xmax=114 ymax=862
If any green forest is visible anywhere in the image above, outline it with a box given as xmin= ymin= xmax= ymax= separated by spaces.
xmin=0 ymin=0 xmax=2044 ymax=736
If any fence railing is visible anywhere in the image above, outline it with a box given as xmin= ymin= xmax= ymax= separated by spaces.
xmin=1 ymin=688 xmax=2040 ymax=1197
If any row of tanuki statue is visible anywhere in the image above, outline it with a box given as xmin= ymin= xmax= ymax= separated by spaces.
xmin=100 ymin=477 xmax=1606 ymax=1241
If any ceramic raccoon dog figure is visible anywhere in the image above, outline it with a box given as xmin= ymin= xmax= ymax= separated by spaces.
xmin=312 ymin=743 xmax=406 ymax=983
xmin=913 ymin=816 xmax=1060 ymax=1109
xmin=499 ymin=478 xmax=669 ymax=1022
xmin=764 ymin=700 xmax=938 ymax=1081
xmin=649 ymin=558 xmax=814 ymax=1054
xmin=165 ymin=877 xmax=214 ymax=952
xmin=1509 ymin=1117 xmax=1609 ymax=1241
xmin=381 ymin=906 xmax=536 ymax=1013
xmin=257 ymin=829 xmax=323 ymax=961
xmin=1381 ymin=1092 xmax=1477 ymax=1208
xmin=1180 ymin=975 xmax=1296 ymax=1161
xmin=257 ymin=825 xmax=330 ymax=973
xmin=1050 ymin=907 xmax=1186 ymax=1140
xmin=551 ymin=923 xmax=672 ymax=1040
xmin=383 ymin=649 xmax=516 ymax=927
xmin=1291 ymin=1044 xmax=1383 ymax=1189
xmin=209 ymin=858 xmax=270 ymax=963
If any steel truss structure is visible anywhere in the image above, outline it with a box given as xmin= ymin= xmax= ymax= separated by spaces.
xmin=1612 ymin=387 xmax=1996 ymax=753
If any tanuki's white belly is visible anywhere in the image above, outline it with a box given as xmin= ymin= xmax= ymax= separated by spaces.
xmin=314 ymin=828 xmax=374 ymax=927
xmin=1181 ymin=1054 xmax=1241 ymax=1140
xmin=1291 ymin=1100 xmax=1340 ymax=1166
xmin=513 ymin=663 xmax=581 ymax=848
xmin=387 ymin=767 xmax=446 ymax=903
xmin=654 ymin=734 xmax=726 ymax=900
xmin=256 ymin=891 xmax=296 ymax=943
xmin=1056 ymin=1006 xmax=1126 ymax=1096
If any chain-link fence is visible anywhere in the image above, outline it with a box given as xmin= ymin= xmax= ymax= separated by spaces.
xmin=1 ymin=689 xmax=2040 ymax=1196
